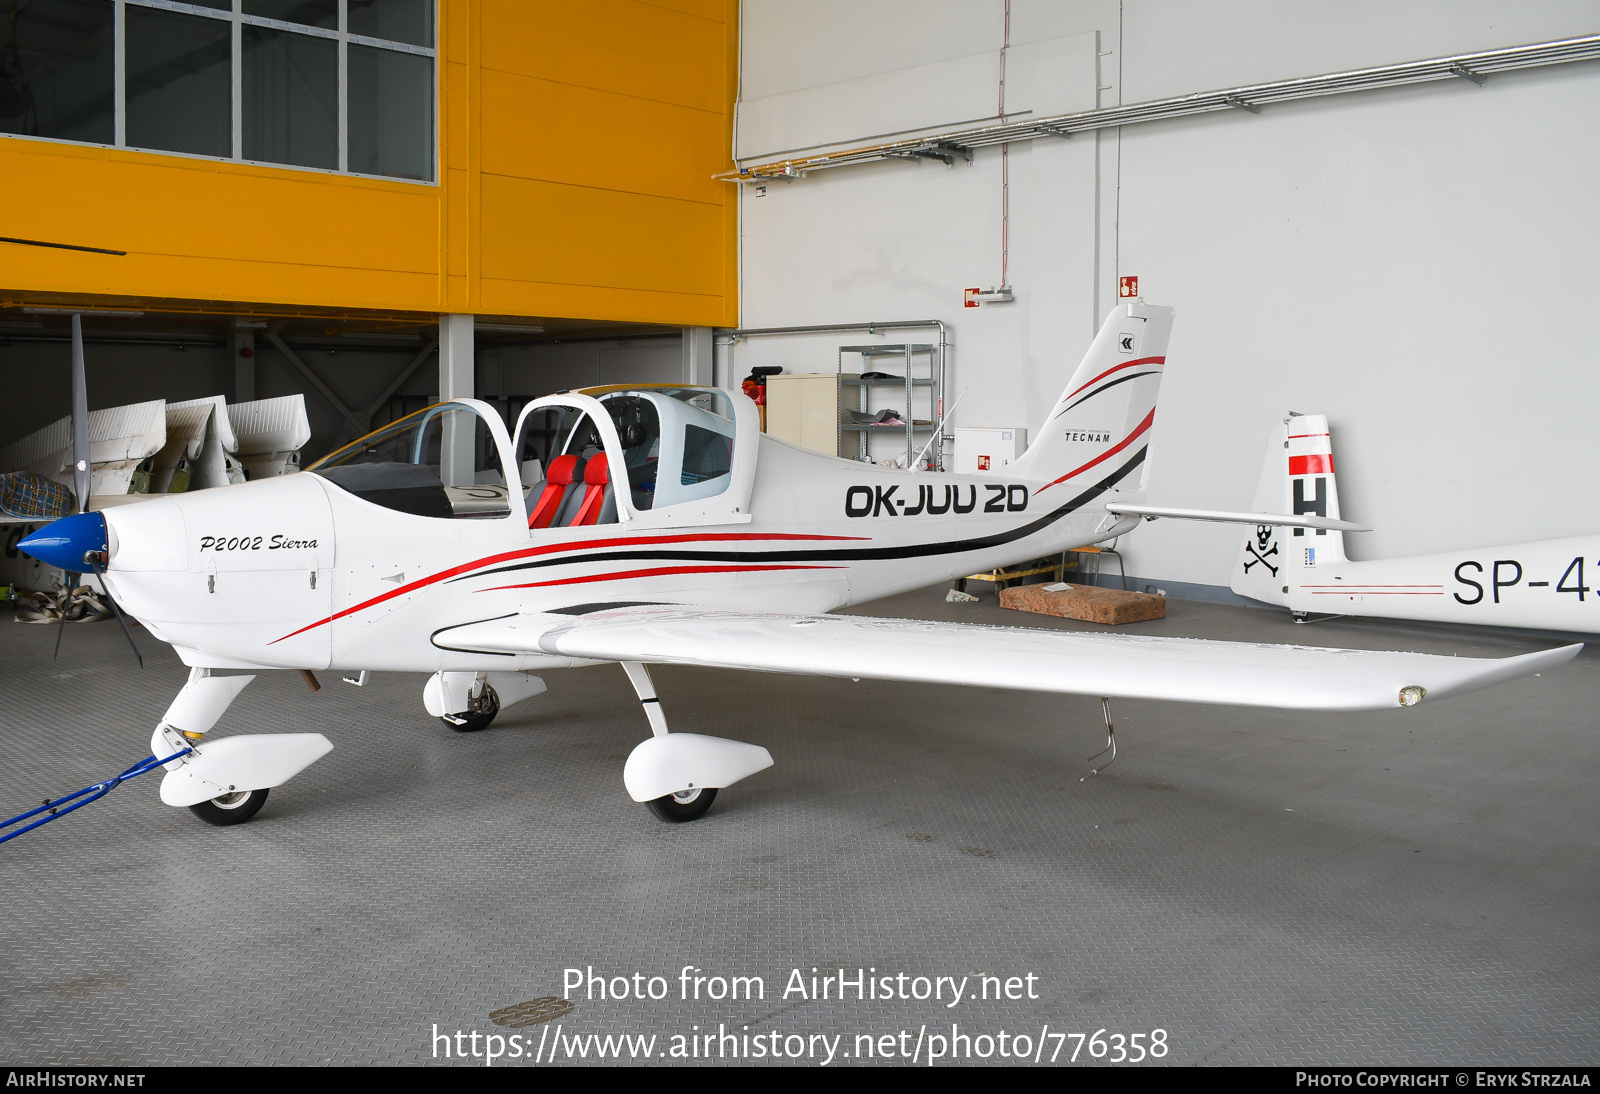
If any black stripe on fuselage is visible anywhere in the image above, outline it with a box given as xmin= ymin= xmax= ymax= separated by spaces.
xmin=548 ymin=601 xmax=669 ymax=616
xmin=1052 ymin=369 xmax=1163 ymax=420
xmin=450 ymin=447 xmax=1147 ymax=585
xmin=431 ymin=613 xmax=520 ymax=655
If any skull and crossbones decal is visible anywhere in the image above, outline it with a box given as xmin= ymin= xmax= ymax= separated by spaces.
xmin=1243 ymin=524 xmax=1279 ymax=576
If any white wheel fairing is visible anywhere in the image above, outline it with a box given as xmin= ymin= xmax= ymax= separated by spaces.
xmin=622 ymin=733 xmax=775 ymax=803
xmin=159 ymin=732 xmax=333 ymax=808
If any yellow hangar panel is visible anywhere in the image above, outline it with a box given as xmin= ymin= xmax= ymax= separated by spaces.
xmin=0 ymin=140 xmax=442 ymax=313
xmin=0 ymin=0 xmax=738 ymax=326
xmin=479 ymin=175 xmax=729 ymax=325
xmin=479 ymin=70 xmax=727 ymax=207
xmin=480 ymin=0 xmax=727 ymax=114
xmin=475 ymin=0 xmax=738 ymax=326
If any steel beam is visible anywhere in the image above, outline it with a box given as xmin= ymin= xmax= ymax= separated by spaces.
xmin=722 ymin=33 xmax=1600 ymax=183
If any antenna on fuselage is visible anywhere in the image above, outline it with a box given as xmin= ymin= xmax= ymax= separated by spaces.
xmin=911 ymin=387 xmax=967 ymax=473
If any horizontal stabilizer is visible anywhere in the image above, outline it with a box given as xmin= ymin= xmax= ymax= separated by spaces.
xmin=441 ymin=607 xmax=1577 ymax=713
xmin=1106 ymin=502 xmax=1367 ymax=532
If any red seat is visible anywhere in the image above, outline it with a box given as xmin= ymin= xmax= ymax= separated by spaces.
xmin=528 ymin=454 xmax=581 ymax=529
xmin=571 ymin=452 xmax=611 ymax=526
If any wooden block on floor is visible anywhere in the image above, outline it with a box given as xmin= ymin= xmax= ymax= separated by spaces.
xmin=999 ymin=582 xmax=1166 ymax=624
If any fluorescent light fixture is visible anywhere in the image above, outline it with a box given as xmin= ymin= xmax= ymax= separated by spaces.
xmin=23 ymin=307 xmax=146 ymax=317
xmin=475 ymin=322 xmax=546 ymax=334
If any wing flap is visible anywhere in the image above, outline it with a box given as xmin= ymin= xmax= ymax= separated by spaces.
xmin=445 ymin=607 xmax=1578 ymax=713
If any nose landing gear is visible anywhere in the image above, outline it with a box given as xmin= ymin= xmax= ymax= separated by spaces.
xmin=190 ymin=787 xmax=269 ymax=826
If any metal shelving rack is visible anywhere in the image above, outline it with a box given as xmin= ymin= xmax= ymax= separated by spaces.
xmin=836 ymin=343 xmax=942 ymax=469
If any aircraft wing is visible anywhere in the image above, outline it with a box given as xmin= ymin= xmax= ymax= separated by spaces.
xmin=440 ymin=606 xmax=1579 ymax=713
xmin=1104 ymin=502 xmax=1368 ymax=532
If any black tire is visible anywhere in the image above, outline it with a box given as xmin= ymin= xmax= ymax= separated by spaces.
xmin=646 ymin=786 xmax=717 ymax=823
xmin=189 ymin=787 xmax=269 ymax=826
xmin=442 ymin=683 xmax=500 ymax=733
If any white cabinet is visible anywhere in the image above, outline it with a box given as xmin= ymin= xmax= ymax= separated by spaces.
xmin=953 ymin=427 xmax=1027 ymax=473
xmin=765 ymin=373 xmax=839 ymax=455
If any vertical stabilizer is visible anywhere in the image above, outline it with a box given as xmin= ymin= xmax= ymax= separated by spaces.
xmin=1011 ymin=300 xmax=1175 ymax=494
xmin=1231 ymin=413 xmax=1346 ymax=605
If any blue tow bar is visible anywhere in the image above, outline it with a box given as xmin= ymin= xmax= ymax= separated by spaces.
xmin=0 ymin=748 xmax=193 ymax=845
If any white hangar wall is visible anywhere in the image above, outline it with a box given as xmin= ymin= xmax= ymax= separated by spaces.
xmin=730 ymin=0 xmax=1600 ymax=599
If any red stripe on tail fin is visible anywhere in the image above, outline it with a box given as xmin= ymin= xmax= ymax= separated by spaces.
xmin=1289 ymin=454 xmax=1333 ymax=476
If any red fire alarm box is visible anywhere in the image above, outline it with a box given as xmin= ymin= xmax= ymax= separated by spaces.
xmin=963 ymin=287 xmax=981 ymax=308
xmin=1118 ymin=275 xmax=1139 ymax=299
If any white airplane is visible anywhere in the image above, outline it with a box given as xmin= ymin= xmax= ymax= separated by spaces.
xmin=12 ymin=304 xmax=1580 ymax=831
xmin=1231 ymin=413 xmax=1600 ymax=634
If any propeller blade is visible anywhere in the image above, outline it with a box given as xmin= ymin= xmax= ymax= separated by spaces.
xmin=88 ymin=555 xmax=142 ymax=668
xmin=69 ymin=314 xmax=90 ymax=514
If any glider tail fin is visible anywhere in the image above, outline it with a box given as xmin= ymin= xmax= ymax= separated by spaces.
xmin=1010 ymin=300 xmax=1175 ymax=493
xmin=1230 ymin=413 xmax=1347 ymax=605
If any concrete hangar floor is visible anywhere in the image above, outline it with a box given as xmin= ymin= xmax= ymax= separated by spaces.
xmin=1 ymin=587 xmax=1595 ymax=1066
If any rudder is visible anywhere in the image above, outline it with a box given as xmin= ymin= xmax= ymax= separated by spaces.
xmin=1011 ymin=300 xmax=1175 ymax=497
xmin=1230 ymin=413 xmax=1346 ymax=605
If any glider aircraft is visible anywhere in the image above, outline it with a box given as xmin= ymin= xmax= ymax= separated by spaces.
xmin=14 ymin=302 xmax=1580 ymax=827
xmin=1232 ymin=413 xmax=1600 ymax=634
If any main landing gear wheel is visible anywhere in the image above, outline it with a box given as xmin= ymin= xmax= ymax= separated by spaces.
xmin=443 ymin=683 xmax=500 ymax=733
xmin=189 ymin=787 xmax=269 ymax=826
xmin=646 ymin=786 xmax=717 ymax=823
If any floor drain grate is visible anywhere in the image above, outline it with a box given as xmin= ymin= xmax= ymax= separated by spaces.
xmin=489 ymin=997 xmax=575 ymax=1028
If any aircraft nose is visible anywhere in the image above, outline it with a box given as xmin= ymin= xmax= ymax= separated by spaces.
xmin=18 ymin=511 xmax=109 ymax=572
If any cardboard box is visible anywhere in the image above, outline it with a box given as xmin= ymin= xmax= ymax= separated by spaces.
xmin=999 ymin=582 xmax=1166 ymax=625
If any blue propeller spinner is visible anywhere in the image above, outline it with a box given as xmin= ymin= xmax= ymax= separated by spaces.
xmin=18 ymin=511 xmax=109 ymax=571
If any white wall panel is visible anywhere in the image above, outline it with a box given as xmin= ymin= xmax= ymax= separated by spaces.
xmin=1122 ymin=0 xmax=1600 ymax=101
xmin=1008 ymin=32 xmax=1100 ymax=117
xmin=734 ymin=132 xmax=1099 ymax=450
xmin=1119 ymin=64 xmax=1600 ymax=580
xmin=736 ymin=0 xmax=1600 ymax=597
xmin=737 ymin=0 xmax=1103 ymax=160
xmin=736 ymin=52 xmax=1002 ymax=161
xmin=740 ymin=0 xmax=999 ymax=101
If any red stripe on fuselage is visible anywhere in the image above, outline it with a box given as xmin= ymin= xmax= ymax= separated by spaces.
xmin=1306 ymin=590 xmax=1444 ymax=595
xmin=267 ymin=532 xmax=866 ymax=644
xmin=1289 ymin=454 xmax=1333 ymax=475
xmin=480 ymin=564 xmax=842 ymax=592
xmin=1034 ymin=408 xmax=1156 ymax=495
